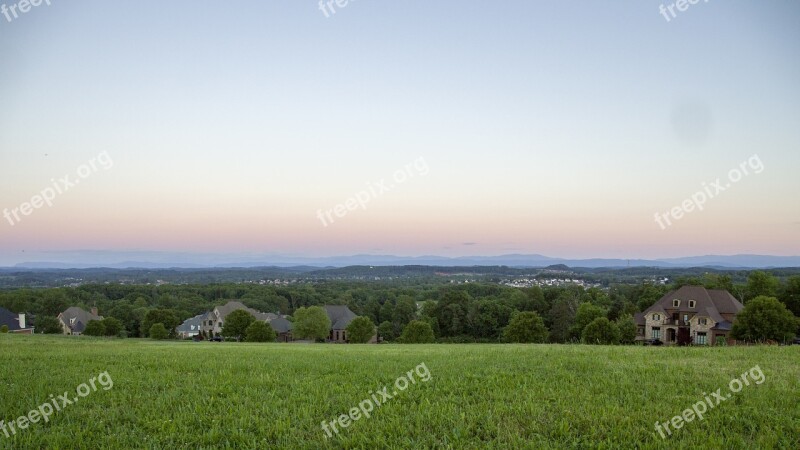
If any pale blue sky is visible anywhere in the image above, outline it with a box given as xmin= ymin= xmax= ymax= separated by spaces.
xmin=1 ymin=1 xmax=799 ymax=264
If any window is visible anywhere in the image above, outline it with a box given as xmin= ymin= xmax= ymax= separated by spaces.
xmin=688 ymin=300 xmax=696 ymax=308
xmin=696 ymin=332 xmax=707 ymax=345
xmin=653 ymin=314 xmax=661 ymax=321
xmin=673 ymin=299 xmax=680 ymax=307
xmin=698 ymin=318 xmax=707 ymax=325
xmin=652 ymin=327 xmax=661 ymax=339
xmin=683 ymin=314 xmax=689 ymax=324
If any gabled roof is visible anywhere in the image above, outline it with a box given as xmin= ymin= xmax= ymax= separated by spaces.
xmin=634 ymin=312 xmax=646 ymax=327
xmin=176 ymin=313 xmax=207 ymax=333
xmin=644 ymin=286 xmax=743 ymax=325
xmin=0 ymin=307 xmax=28 ymax=331
xmin=214 ymin=301 xmax=276 ymax=322
xmin=707 ymin=289 xmax=744 ymax=315
xmin=324 ymin=305 xmax=357 ymax=330
xmin=268 ymin=317 xmax=293 ymax=333
xmin=59 ymin=307 xmax=102 ymax=331
xmin=702 ymin=307 xmax=725 ymax=324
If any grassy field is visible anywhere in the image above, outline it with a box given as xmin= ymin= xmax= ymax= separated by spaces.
xmin=0 ymin=335 xmax=798 ymax=449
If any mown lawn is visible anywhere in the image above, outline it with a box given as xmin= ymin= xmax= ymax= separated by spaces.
xmin=0 ymin=335 xmax=798 ymax=449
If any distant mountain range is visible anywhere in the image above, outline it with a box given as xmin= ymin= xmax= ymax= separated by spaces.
xmin=5 ymin=252 xmax=800 ymax=269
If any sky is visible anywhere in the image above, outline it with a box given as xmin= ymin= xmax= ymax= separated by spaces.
xmin=1 ymin=1 xmax=799 ymax=266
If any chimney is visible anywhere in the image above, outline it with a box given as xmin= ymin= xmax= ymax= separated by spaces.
xmin=91 ymin=307 xmax=98 ymax=316
xmin=18 ymin=313 xmax=26 ymax=329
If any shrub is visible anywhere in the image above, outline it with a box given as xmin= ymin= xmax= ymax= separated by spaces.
xmin=399 ymin=320 xmax=435 ymax=344
xmin=83 ymin=320 xmax=106 ymax=337
xmin=222 ymin=310 xmax=256 ymax=341
xmin=0 ymin=325 xmax=8 ymax=333
xmin=346 ymin=316 xmax=375 ymax=343
xmin=293 ymin=306 xmax=331 ymax=341
xmin=615 ymin=314 xmax=637 ymax=345
xmin=732 ymin=296 xmax=798 ymax=342
xmin=502 ymin=311 xmax=549 ymax=343
xmin=149 ymin=323 xmax=169 ymax=340
xmin=245 ymin=321 xmax=276 ymax=342
xmin=101 ymin=317 xmax=124 ymax=337
xmin=582 ymin=317 xmax=621 ymax=345
xmin=377 ymin=321 xmax=396 ymax=342
xmin=35 ymin=316 xmax=64 ymax=334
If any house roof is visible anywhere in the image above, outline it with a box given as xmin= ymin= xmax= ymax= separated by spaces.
xmin=634 ymin=312 xmax=646 ymax=326
xmin=0 ymin=307 xmax=27 ymax=331
xmin=643 ymin=286 xmax=743 ymax=325
xmin=176 ymin=313 xmax=207 ymax=333
xmin=268 ymin=317 xmax=293 ymax=333
xmin=707 ymin=289 xmax=744 ymax=315
xmin=59 ymin=307 xmax=102 ymax=331
xmin=214 ymin=301 xmax=276 ymax=322
xmin=324 ymin=305 xmax=357 ymax=330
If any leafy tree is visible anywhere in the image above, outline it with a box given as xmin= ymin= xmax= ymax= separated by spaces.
xmin=615 ymin=314 xmax=637 ymax=344
xmin=436 ymin=290 xmax=471 ymax=337
xmin=468 ymin=299 xmax=513 ymax=339
xmin=379 ymin=300 xmax=395 ymax=325
xmin=101 ymin=317 xmax=124 ymax=337
xmin=582 ymin=317 xmax=621 ymax=345
xmin=245 ymin=321 xmax=276 ymax=342
xmin=548 ymin=294 xmax=578 ymax=343
xmin=399 ymin=320 xmax=435 ymax=343
xmin=40 ymin=290 xmax=69 ymax=316
xmin=0 ymin=325 xmax=8 ymax=333
xmin=392 ymin=296 xmax=417 ymax=329
xmin=502 ymin=311 xmax=549 ymax=343
xmin=83 ymin=320 xmax=106 ymax=337
xmin=142 ymin=309 xmax=180 ymax=338
xmin=731 ymin=296 xmax=798 ymax=342
xmin=569 ymin=302 xmax=607 ymax=340
xmin=149 ymin=323 xmax=169 ymax=340
xmin=221 ymin=310 xmax=256 ymax=341
xmin=107 ymin=302 xmax=141 ymax=337
xmin=746 ymin=271 xmax=780 ymax=300
xmin=636 ymin=284 xmax=667 ymax=312
xmin=779 ymin=275 xmax=800 ymax=318
xmin=377 ymin=320 xmax=396 ymax=342
xmin=35 ymin=316 xmax=63 ymax=334
xmin=346 ymin=316 xmax=376 ymax=343
xmin=293 ymin=306 xmax=331 ymax=341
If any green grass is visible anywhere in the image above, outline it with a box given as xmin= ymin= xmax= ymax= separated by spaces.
xmin=1 ymin=335 xmax=798 ymax=449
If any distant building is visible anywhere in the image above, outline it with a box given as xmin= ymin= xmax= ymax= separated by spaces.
xmin=0 ymin=307 xmax=34 ymax=334
xmin=323 ymin=305 xmax=376 ymax=343
xmin=200 ymin=301 xmax=281 ymax=337
xmin=268 ymin=317 xmax=294 ymax=342
xmin=58 ymin=307 xmax=103 ymax=335
xmin=176 ymin=313 xmax=207 ymax=339
xmin=636 ymin=286 xmax=743 ymax=345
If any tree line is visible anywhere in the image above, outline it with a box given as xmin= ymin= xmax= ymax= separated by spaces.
xmin=1 ymin=271 xmax=797 ymax=343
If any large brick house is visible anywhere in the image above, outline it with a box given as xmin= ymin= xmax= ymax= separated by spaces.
xmin=199 ymin=301 xmax=281 ymax=337
xmin=636 ymin=286 xmax=743 ymax=345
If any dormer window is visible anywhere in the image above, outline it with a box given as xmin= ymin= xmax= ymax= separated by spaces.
xmin=673 ymin=299 xmax=680 ymax=307
xmin=688 ymin=300 xmax=696 ymax=308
